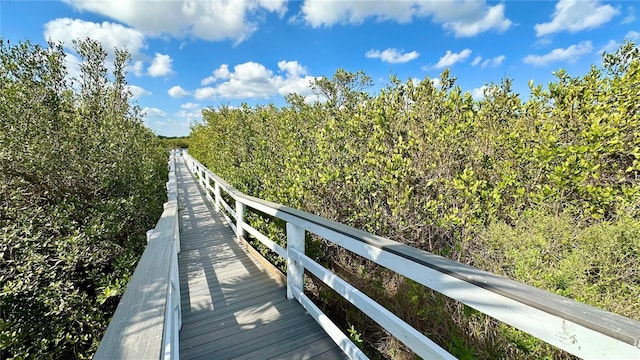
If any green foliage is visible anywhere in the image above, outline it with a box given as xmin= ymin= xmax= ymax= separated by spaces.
xmin=347 ymin=325 xmax=364 ymax=345
xmin=158 ymin=135 xmax=190 ymax=149
xmin=0 ymin=38 xmax=168 ymax=359
xmin=188 ymin=42 xmax=640 ymax=358
xmin=476 ymin=211 xmax=640 ymax=317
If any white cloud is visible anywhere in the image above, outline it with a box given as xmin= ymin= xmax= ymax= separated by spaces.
xmin=128 ymin=85 xmax=151 ymax=99
xmin=365 ymin=48 xmax=419 ymax=64
xmin=196 ymin=61 xmax=274 ymax=99
xmin=278 ymin=60 xmax=306 ymax=77
xmin=64 ymin=53 xmax=82 ymax=81
xmin=627 ymin=31 xmax=640 ymax=41
xmin=534 ymin=38 xmax=553 ymax=48
xmin=442 ymin=3 xmax=511 ymax=37
xmin=176 ymin=110 xmax=202 ymax=122
xmin=534 ymin=0 xmax=619 ymax=37
xmin=168 ymin=85 xmax=190 ymax=98
xmin=471 ymin=55 xmax=502 ymax=68
xmin=194 ymin=87 xmax=218 ymax=100
xmin=194 ymin=60 xmax=318 ymax=101
xmin=470 ymin=85 xmax=500 ymax=100
xmin=62 ymin=0 xmax=288 ymax=43
xmin=523 ymin=41 xmax=593 ymax=66
xmin=301 ymin=1 xmax=414 ymax=26
xmin=471 ymin=86 xmax=487 ymax=100
xmin=599 ymin=40 xmax=620 ymax=54
xmin=131 ymin=60 xmax=144 ymax=76
xmin=202 ymin=64 xmax=232 ymax=85
xmin=181 ymin=102 xmax=201 ymax=110
xmin=473 ymin=55 xmax=505 ymax=68
xmin=176 ymin=103 xmax=203 ymax=123
xmin=300 ymin=0 xmax=511 ymax=37
xmin=257 ymin=0 xmax=288 ymax=16
xmin=148 ymin=53 xmax=173 ymax=77
xmin=622 ymin=6 xmax=636 ymax=24
xmin=141 ymin=106 xmax=192 ymax=137
xmin=148 ymin=118 xmax=192 ymax=137
xmin=44 ymin=18 xmax=146 ymax=58
xmin=434 ymin=49 xmax=472 ymax=69
xmin=143 ymin=107 xmax=167 ymax=117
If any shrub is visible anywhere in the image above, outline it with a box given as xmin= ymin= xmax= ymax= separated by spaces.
xmin=0 ymin=38 xmax=168 ymax=359
xmin=188 ymin=43 xmax=640 ymax=358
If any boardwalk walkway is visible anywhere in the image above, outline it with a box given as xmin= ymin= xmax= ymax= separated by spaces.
xmin=175 ymin=157 xmax=346 ymax=359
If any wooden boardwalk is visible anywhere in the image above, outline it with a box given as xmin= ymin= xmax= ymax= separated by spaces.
xmin=176 ymin=157 xmax=346 ymax=359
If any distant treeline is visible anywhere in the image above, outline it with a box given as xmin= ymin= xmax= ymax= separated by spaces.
xmin=189 ymin=43 xmax=640 ymax=359
xmin=0 ymin=39 xmax=168 ymax=358
xmin=158 ymin=135 xmax=190 ymax=149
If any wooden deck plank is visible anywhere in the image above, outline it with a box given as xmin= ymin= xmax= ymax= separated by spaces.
xmin=181 ymin=313 xmax=314 ymax=359
xmin=179 ymin=291 xmax=294 ymax=334
xmin=227 ymin=329 xmax=331 ymax=360
xmin=175 ymin=157 xmax=346 ymax=359
xmin=180 ymin=288 xmax=289 ymax=327
xmin=180 ymin=300 xmax=305 ymax=348
xmin=279 ymin=337 xmax=350 ymax=360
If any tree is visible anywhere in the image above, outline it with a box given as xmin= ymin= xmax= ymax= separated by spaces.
xmin=311 ymin=68 xmax=372 ymax=111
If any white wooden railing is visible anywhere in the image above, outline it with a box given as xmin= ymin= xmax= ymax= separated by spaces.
xmin=94 ymin=151 xmax=181 ymax=360
xmin=183 ymin=151 xmax=640 ymax=360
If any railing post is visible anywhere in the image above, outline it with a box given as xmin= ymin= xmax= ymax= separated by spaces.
xmin=174 ymin=205 xmax=180 ymax=253
xmin=286 ymin=223 xmax=305 ymax=300
xmin=236 ymin=200 xmax=245 ymax=242
xmin=203 ymin=172 xmax=212 ymax=204
xmin=214 ymin=182 xmax=221 ymax=212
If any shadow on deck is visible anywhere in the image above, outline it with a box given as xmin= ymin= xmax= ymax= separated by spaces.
xmin=176 ymin=157 xmax=346 ymax=359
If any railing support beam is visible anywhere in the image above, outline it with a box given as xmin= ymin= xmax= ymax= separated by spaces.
xmin=236 ymin=201 xmax=246 ymax=243
xmin=214 ymin=183 xmax=221 ymax=212
xmin=286 ymin=223 xmax=305 ymax=300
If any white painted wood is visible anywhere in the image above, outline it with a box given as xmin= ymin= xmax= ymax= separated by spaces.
xmin=221 ymin=210 xmax=236 ymax=235
xmin=289 ymin=248 xmax=454 ymax=360
xmin=291 ymin=286 xmax=368 ymax=360
xmin=199 ymin=168 xmax=205 ymax=189
xmin=219 ymin=197 xmax=236 ymax=219
xmin=162 ymin=248 xmax=180 ymax=360
xmin=286 ymin=223 xmax=304 ymax=300
xmin=286 ymin=218 xmax=640 ymax=359
xmin=236 ymin=201 xmax=246 ymax=243
xmin=242 ymin=222 xmax=287 ymax=259
xmin=214 ymin=182 xmax=221 ymax=212
xmin=204 ymin=172 xmax=210 ymax=196
xmin=204 ymin=181 xmax=215 ymax=205
xmin=173 ymin=206 xmax=180 ymax=254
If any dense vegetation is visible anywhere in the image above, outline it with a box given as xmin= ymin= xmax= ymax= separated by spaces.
xmin=189 ymin=43 xmax=640 ymax=358
xmin=0 ymin=39 xmax=168 ymax=359
xmin=158 ymin=135 xmax=190 ymax=149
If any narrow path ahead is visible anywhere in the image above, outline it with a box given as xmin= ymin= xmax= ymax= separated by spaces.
xmin=176 ymin=157 xmax=346 ymax=359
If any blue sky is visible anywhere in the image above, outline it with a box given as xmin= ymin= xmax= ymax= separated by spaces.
xmin=1 ymin=0 xmax=638 ymax=137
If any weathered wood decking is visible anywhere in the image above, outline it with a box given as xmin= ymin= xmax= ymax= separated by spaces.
xmin=176 ymin=157 xmax=346 ymax=359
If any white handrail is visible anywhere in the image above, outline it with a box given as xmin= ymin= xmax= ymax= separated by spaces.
xmin=183 ymin=151 xmax=640 ymax=360
xmin=95 ymin=151 xmax=181 ymax=360
xmin=162 ymin=151 xmax=181 ymax=360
